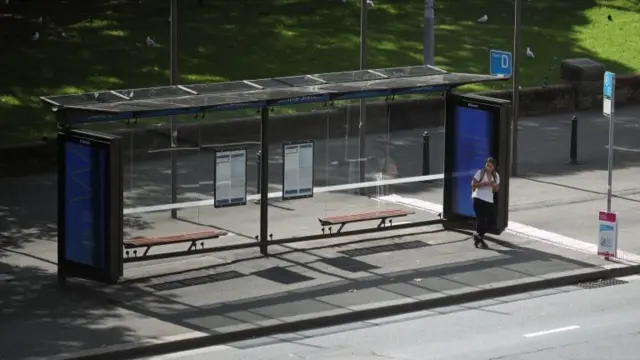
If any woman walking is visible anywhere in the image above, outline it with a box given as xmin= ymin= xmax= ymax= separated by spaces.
xmin=471 ymin=157 xmax=500 ymax=248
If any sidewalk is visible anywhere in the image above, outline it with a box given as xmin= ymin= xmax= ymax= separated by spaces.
xmin=0 ymin=223 xmax=613 ymax=360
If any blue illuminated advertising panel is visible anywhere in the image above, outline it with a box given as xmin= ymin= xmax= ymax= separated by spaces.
xmin=443 ymin=93 xmax=511 ymax=235
xmin=64 ymin=141 xmax=106 ymax=269
xmin=58 ymin=129 xmax=123 ymax=284
xmin=450 ymin=106 xmax=494 ymax=217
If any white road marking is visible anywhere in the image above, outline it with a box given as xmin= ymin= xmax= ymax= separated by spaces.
xmin=524 ymin=325 xmax=580 ymax=338
xmin=375 ymin=195 xmax=640 ymax=264
xmin=148 ymin=344 xmax=232 ymax=359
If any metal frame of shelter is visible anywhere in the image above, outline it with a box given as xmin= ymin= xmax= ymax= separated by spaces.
xmin=42 ymin=65 xmax=509 ymax=266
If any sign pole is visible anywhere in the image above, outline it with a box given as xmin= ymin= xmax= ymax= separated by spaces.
xmin=603 ymin=71 xmax=615 ymax=212
xmin=607 ymin=111 xmax=615 ymax=212
xmin=511 ymin=0 xmax=521 ymax=177
xmin=600 ymin=71 xmax=617 ymax=260
xmin=423 ymin=0 xmax=435 ymax=65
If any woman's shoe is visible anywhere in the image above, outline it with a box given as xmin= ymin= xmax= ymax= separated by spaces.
xmin=473 ymin=234 xmax=481 ymax=248
xmin=479 ymin=240 xmax=489 ymax=249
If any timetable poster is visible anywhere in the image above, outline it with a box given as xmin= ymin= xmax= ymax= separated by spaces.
xmin=282 ymin=142 xmax=314 ymax=200
xmin=214 ymin=149 xmax=247 ymax=207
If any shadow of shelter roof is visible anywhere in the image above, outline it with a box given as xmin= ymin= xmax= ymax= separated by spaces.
xmin=40 ymin=65 xmax=509 ymax=124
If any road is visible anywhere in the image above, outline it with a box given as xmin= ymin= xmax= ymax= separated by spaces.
xmin=151 ymin=276 xmax=640 ymax=360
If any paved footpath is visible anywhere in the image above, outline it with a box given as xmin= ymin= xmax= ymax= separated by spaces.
xmin=0 ymin=106 xmax=639 ymax=359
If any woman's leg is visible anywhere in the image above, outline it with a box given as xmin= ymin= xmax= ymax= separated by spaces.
xmin=476 ymin=200 xmax=491 ymax=248
xmin=472 ymin=198 xmax=484 ymax=245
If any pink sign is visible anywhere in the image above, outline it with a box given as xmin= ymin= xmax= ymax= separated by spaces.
xmin=599 ymin=211 xmax=617 ymax=222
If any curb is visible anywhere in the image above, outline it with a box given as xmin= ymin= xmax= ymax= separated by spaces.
xmin=67 ymin=263 xmax=640 ymax=360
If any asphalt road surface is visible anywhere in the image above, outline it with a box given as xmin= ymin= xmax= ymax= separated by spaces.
xmin=148 ymin=276 xmax=640 ymax=360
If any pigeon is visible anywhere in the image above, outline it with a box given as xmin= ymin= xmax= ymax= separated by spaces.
xmin=607 ymin=14 xmax=613 ymax=21
xmin=32 ymin=32 xmax=39 ymax=40
xmin=367 ymin=0 xmax=374 ymax=7
xmin=477 ymin=14 xmax=488 ymax=23
xmin=526 ymin=47 xmax=535 ymax=58
xmin=145 ymin=36 xmax=157 ymax=46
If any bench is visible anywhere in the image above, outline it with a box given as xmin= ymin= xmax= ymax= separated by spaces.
xmin=123 ymin=230 xmax=228 ymax=257
xmin=318 ymin=209 xmax=414 ymax=234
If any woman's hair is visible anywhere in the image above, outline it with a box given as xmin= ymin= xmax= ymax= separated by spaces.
xmin=485 ymin=157 xmax=497 ymax=167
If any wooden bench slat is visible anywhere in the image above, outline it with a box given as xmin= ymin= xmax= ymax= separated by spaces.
xmin=124 ymin=230 xmax=227 ymax=248
xmin=319 ymin=209 xmax=413 ymax=224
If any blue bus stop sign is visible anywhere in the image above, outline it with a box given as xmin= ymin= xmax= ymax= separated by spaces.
xmin=490 ymin=50 xmax=512 ymax=77
xmin=603 ymin=71 xmax=615 ymax=116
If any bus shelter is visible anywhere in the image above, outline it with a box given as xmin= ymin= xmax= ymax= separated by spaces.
xmin=40 ymin=65 xmax=512 ymax=284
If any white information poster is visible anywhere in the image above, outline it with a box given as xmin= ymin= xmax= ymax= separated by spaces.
xmin=597 ymin=210 xmax=618 ymax=258
xmin=214 ymin=149 xmax=247 ymax=208
xmin=283 ymin=142 xmax=314 ymax=200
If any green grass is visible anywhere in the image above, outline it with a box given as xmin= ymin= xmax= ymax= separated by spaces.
xmin=1 ymin=0 xmax=639 ymax=145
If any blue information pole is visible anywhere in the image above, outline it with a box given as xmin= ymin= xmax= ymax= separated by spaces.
xmin=490 ymin=50 xmax=513 ymax=77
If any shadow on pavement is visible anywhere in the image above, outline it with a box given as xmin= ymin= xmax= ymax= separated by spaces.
xmin=105 ymin=229 xmax=597 ymax=341
xmin=0 ymin=266 xmax=144 ymax=360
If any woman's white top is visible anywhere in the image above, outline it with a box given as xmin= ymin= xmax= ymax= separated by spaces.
xmin=471 ymin=170 xmax=500 ymax=203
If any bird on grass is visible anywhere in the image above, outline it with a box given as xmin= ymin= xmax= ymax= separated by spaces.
xmin=477 ymin=14 xmax=488 ymax=23
xmin=146 ymin=36 xmax=157 ymax=46
xmin=607 ymin=14 xmax=613 ymax=21
xmin=526 ymin=47 xmax=535 ymax=58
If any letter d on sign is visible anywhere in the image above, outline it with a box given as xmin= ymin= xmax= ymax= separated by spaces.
xmin=501 ymin=55 xmax=509 ymax=68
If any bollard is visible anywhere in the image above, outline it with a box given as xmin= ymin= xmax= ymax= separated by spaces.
xmin=421 ymin=131 xmax=430 ymax=182
xmin=569 ymin=115 xmax=578 ymax=164
xmin=254 ymin=150 xmax=261 ymax=204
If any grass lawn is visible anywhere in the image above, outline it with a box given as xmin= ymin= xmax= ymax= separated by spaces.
xmin=0 ymin=0 xmax=639 ymax=145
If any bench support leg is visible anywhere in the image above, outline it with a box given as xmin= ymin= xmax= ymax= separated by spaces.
xmin=143 ymin=246 xmax=152 ymax=257
xmin=336 ymin=223 xmax=346 ymax=234
xmin=377 ymin=218 xmax=388 ymax=228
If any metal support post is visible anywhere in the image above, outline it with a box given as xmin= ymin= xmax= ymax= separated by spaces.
xmin=421 ymin=131 xmax=430 ymax=181
xmin=169 ymin=0 xmax=179 ymax=218
xmin=607 ymin=112 xmax=615 ymax=212
xmin=569 ymin=116 xmax=578 ymax=164
xmin=511 ymin=0 xmax=521 ymax=177
xmin=254 ymin=150 xmax=261 ymax=204
xmin=358 ymin=0 xmax=368 ymax=193
xmin=259 ymin=107 xmax=270 ymax=255
xmin=423 ymin=0 xmax=435 ymax=65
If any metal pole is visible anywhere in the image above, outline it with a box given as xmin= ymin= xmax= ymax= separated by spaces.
xmin=423 ymin=0 xmax=435 ymax=65
xmin=259 ymin=107 xmax=270 ymax=256
xmin=421 ymin=131 xmax=430 ymax=181
xmin=169 ymin=0 xmax=179 ymax=218
xmin=607 ymin=112 xmax=615 ymax=212
xmin=511 ymin=0 xmax=521 ymax=177
xmin=358 ymin=0 xmax=368 ymax=191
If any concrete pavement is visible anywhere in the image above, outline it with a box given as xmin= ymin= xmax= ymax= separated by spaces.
xmin=159 ymin=275 xmax=640 ymax=360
